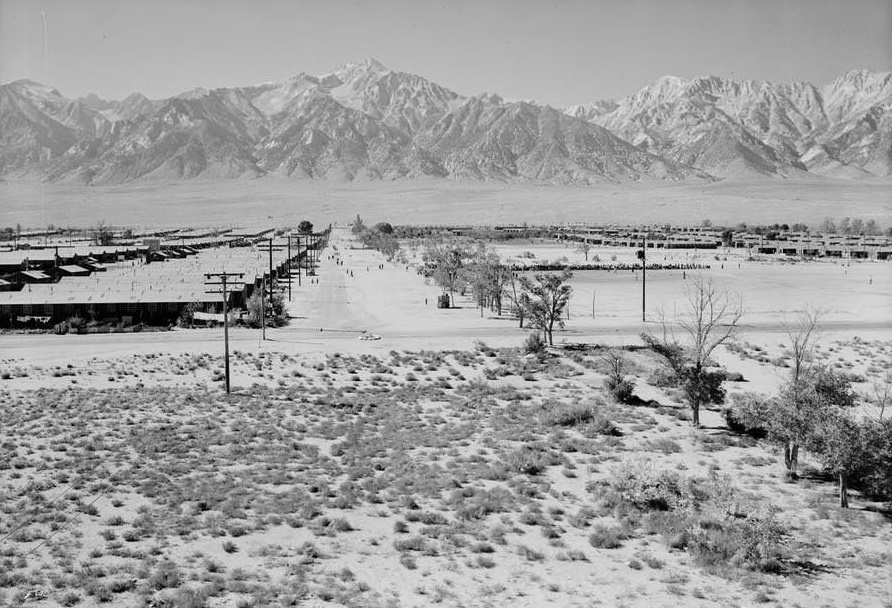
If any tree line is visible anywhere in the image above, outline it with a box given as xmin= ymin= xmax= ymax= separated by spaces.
xmin=730 ymin=218 xmax=890 ymax=237
xmin=352 ymin=215 xmax=401 ymax=261
xmin=420 ymin=234 xmax=572 ymax=346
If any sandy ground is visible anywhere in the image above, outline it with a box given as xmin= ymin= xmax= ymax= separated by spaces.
xmin=3 ymin=176 xmax=890 ymax=229
xmin=1 ymin=229 xmax=891 ymax=608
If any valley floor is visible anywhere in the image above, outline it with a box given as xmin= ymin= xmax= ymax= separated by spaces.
xmin=2 ymin=176 xmax=890 ymax=230
xmin=1 ymin=230 xmax=891 ymax=608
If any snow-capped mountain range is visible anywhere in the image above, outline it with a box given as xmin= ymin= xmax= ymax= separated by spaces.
xmin=1 ymin=59 xmax=888 ymax=184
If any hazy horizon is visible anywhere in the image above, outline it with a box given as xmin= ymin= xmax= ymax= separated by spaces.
xmin=1 ymin=0 xmax=890 ymax=106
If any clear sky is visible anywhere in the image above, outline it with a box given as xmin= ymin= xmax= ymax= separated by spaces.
xmin=1 ymin=0 xmax=890 ymax=106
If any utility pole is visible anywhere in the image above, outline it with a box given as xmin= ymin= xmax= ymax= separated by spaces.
xmin=295 ymin=234 xmax=301 ymax=286
xmin=290 ymin=233 xmax=308 ymax=287
xmin=267 ymin=237 xmax=273 ymax=286
xmin=258 ymin=237 xmax=287 ymax=286
xmin=639 ymin=234 xmax=647 ymax=322
xmin=286 ymin=235 xmax=292 ymax=301
xmin=257 ymin=237 xmax=288 ymax=336
xmin=205 ymin=271 xmax=244 ymax=394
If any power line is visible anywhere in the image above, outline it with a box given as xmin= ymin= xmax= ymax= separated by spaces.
xmin=26 ymin=492 xmax=105 ymax=556
xmin=0 ymin=484 xmax=71 ymax=546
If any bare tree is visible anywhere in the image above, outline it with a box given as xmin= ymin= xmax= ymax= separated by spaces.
xmin=643 ymin=276 xmax=743 ymax=427
xmin=576 ymin=240 xmax=592 ymax=262
xmin=506 ymin=271 xmax=529 ymax=328
xmin=870 ymin=370 xmax=892 ymax=421
xmin=485 ymin=253 xmax=512 ymax=316
xmin=864 ymin=219 xmax=880 ymax=236
xmin=784 ymin=309 xmax=820 ymax=384
xmin=819 ymin=217 xmax=836 ymax=234
xmin=94 ymin=220 xmax=113 ymax=246
xmin=603 ymin=349 xmax=634 ymax=403
xmin=465 ymin=245 xmax=494 ymax=316
xmin=466 ymin=249 xmax=513 ymax=316
xmin=518 ymin=270 xmax=573 ymax=346
xmin=422 ymin=235 xmax=474 ymax=307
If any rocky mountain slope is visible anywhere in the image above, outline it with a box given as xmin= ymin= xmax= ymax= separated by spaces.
xmin=1 ymin=60 xmax=888 ymax=184
xmin=567 ymin=70 xmax=892 ymax=179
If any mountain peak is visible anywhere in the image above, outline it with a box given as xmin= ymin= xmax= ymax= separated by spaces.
xmin=828 ymin=68 xmax=891 ymax=90
xmin=7 ymin=79 xmax=63 ymax=99
xmin=654 ymin=75 xmax=686 ymax=86
xmin=472 ymin=92 xmax=504 ymax=105
xmin=360 ymin=57 xmax=387 ymax=71
xmin=177 ymin=87 xmax=211 ymax=100
xmin=568 ymin=69 xmax=892 ymax=179
xmin=328 ymin=57 xmax=390 ymax=82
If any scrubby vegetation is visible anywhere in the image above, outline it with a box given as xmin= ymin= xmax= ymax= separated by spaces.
xmin=1 ymin=339 xmax=890 ymax=606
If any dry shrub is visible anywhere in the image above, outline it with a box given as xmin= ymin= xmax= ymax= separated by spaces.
xmin=686 ymin=507 xmax=787 ymax=573
xmin=605 ymin=377 xmax=635 ymax=404
xmin=503 ymin=444 xmax=560 ymax=476
xmin=723 ymin=392 xmax=770 ymax=438
xmin=542 ymin=401 xmax=597 ymax=427
xmin=606 ymin=459 xmax=697 ymax=512
xmin=523 ymin=333 xmax=547 ymax=355
xmin=588 ymin=523 xmax=629 ymax=549
xmin=393 ymin=536 xmax=427 ymax=552
xmin=149 ymin=560 xmax=182 ymax=590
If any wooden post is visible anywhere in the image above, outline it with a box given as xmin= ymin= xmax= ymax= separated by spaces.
xmin=839 ymin=471 xmax=849 ymax=508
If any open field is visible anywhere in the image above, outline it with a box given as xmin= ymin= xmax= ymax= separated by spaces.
xmin=3 ymin=176 xmax=891 ymax=230
xmin=2 ymin=229 xmax=891 ymax=607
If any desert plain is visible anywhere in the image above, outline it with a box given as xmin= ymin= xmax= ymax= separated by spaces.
xmin=1 ymin=181 xmax=892 ymax=608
